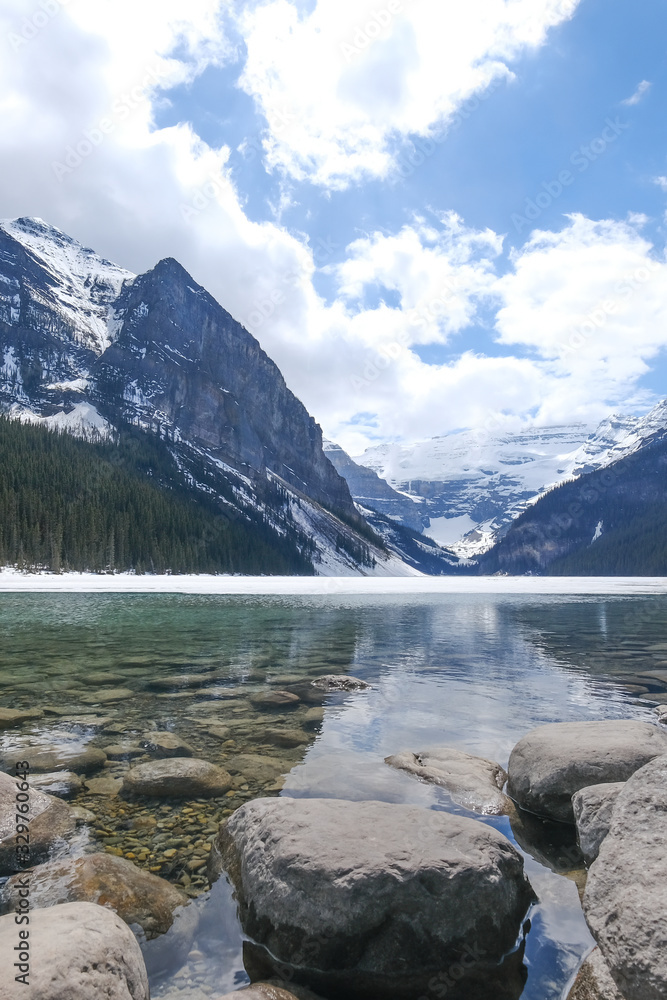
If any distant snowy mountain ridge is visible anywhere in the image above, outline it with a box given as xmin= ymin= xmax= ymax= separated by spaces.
xmin=338 ymin=404 xmax=667 ymax=556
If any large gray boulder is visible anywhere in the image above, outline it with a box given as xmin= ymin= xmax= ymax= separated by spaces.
xmin=0 ymin=771 xmax=75 ymax=874
xmin=0 ymin=901 xmax=149 ymax=999
xmin=507 ymin=721 xmax=667 ymax=822
xmin=213 ymin=797 xmax=535 ymax=1000
xmin=572 ymin=783 xmax=625 ymax=865
xmin=584 ymin=754 xmax=667 ymax=1000
xmin=1 ymin=851 xmax=197 ymax=975
xmin=566 ymin=948 xmax=625 ymax=999
xmin=122 ymin=757 xmax=232 ymax=798
xmin=385 ymin=747 xmax=510 ymax=815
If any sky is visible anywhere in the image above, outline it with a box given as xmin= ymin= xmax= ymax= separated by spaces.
xmin=1 ymin=0 xmax=666 ymax=455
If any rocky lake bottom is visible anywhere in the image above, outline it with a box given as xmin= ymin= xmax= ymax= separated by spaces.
xmin=0 ymin=590 xmax=666 ymax=999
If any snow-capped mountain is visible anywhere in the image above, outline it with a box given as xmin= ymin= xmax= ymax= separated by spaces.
xmin=347 ymin=407 xmax=667 ymax=557
xmin=354 ymin=424 xmax=597 ymax=555
xmin=0 ymin=217 xmax=418 ymax=577
xmin=570 ymin=403 xmax=667 ymax=474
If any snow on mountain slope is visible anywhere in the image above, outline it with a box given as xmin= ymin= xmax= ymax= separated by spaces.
xmin=350 ymin=404 xmax=667 ymax=557
xmin=0 ymin=218 xmax=134 ymax=352
xmin=0 ymin=217 xmax=403 ymax=577
xmin=355 ymin=424 xmax=597 ymax=554
xmin=570 ymin=402 xmax=667 ymax=473
xmin=9 ymin=401 xmax=112 ymax=439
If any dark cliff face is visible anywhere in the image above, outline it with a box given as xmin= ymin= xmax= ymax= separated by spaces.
xmin=91 ymin=258 xmax=355 ymax=515
xmin=324 ymin=441 xmax=428 ymax=532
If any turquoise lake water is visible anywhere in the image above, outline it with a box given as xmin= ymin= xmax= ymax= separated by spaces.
xmin=0 ymin=591 xmax=665 ymax=999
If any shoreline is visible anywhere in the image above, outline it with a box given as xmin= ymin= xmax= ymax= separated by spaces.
xmin=0 ymin=572 xmax=666 ymax=595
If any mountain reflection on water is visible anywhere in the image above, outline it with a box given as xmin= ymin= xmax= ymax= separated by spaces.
xmin=0 ymin=592 xmax=664 ymax=999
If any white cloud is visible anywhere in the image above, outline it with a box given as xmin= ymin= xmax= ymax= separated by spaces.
xmin=333 ymin=213 xmax=502 ymax=344
xmin=238 ymin=0 xmax=582 ymax=189
xmin=654 ymin=176 xmax=667 ymax=192
xmin=493 ymin=214 xmax=667 ymax=423
xmin=1 ymin=0 xmax=665 ymax=458
xmin=621 ymin=79 xmax=651 ymax=106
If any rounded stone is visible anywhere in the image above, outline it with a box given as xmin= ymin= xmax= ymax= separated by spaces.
xmin=28 ymin=770 xmax=83 ymax=798
xmin=1 ymin=852 xmax=198 ymax=977
xmin=123 ymin=757 xmax=233 ymax=799
xmin=215 ymin=984 xmax=325 ymax=1000
xmin=0 ymin=901 xmax=149 ymax=999
xmin=15 ymin=745 xmax=108 ymax=775
xmin=141 ymin=731 xmax=194 ymax=757
xmin=0 ymin=706 xmax=44 ymax=730
xmin=507 ymin=721 xmax=667 ymax=823
xmin=572 ymin=782 xmax=625 ymax=865
xmin=0 ymin=770 xmax=76 ymax=874
xmin=250 ymin=691 xmax=301 ymax=710
xmin=214 ymin=796 xmax=535 ymax=1000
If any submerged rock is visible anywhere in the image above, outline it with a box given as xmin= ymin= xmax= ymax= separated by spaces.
xmin=213 ymin=796 xmax=535 ymax=1000
xmin=0 ymin=706 xmax=43 ymax=730
xmin=584 ymin=754 xmax=667 ymax=1000
xmin=509 ymin=806 xmax=585 ymax=878
xmin=302 ymin=708 xmax=324 ymax=730
xmin=147 ymin=673 xmax=219 ymax=691
xmin=507 ymin=721 xmax=667 ymax=822
xmin=249 ymin=691 xmax=301 ymax=710
xmin=1 ymin=851 xmax=198 ymax=976
xmin=83 ymin=775 xmax=123 ymax=796
xmin=1 ymin=745 xmax=108 ymax=775
xmin=264 ymin=728 xmax=308 ymax=749
xmin=0 ymin=901 xmax=149 ymax=1000
xmin=217 ymin=984 xmax=324 ymax=1000
xmin=123 ymin=757 xmax=233 ymax=798
xmin=228 ymin=754 xmax=292 ymax=785
xmin=103 ymin=742 xmax=146 ymax=761
xmin=566 ymin=948 xmax=625 ymax=1000
xmin=80 ymin=687 xmax=135 ymax=704
xmin=310 ymin=675 xmax=371 ymax=692
xmin=141 ymin=731 xmax=194 ymax=757
xmin=0 ymin=771 xmax=76 ymax=874
xmin=28 ymin=770 xmax=83 ymax=798
xmin=572 ymin=783 xmax=625 ymax=865
xmin=385 ymin=747 xmax=510 ymax=815
xmin=80 ymin=671 xmax=128 ymax=686
xmin=70 ymin=805 xmax=96 ymax=824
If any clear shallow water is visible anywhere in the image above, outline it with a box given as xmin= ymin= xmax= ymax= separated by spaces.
xmin=0 ymin=592 xmax=666 ymax=1000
